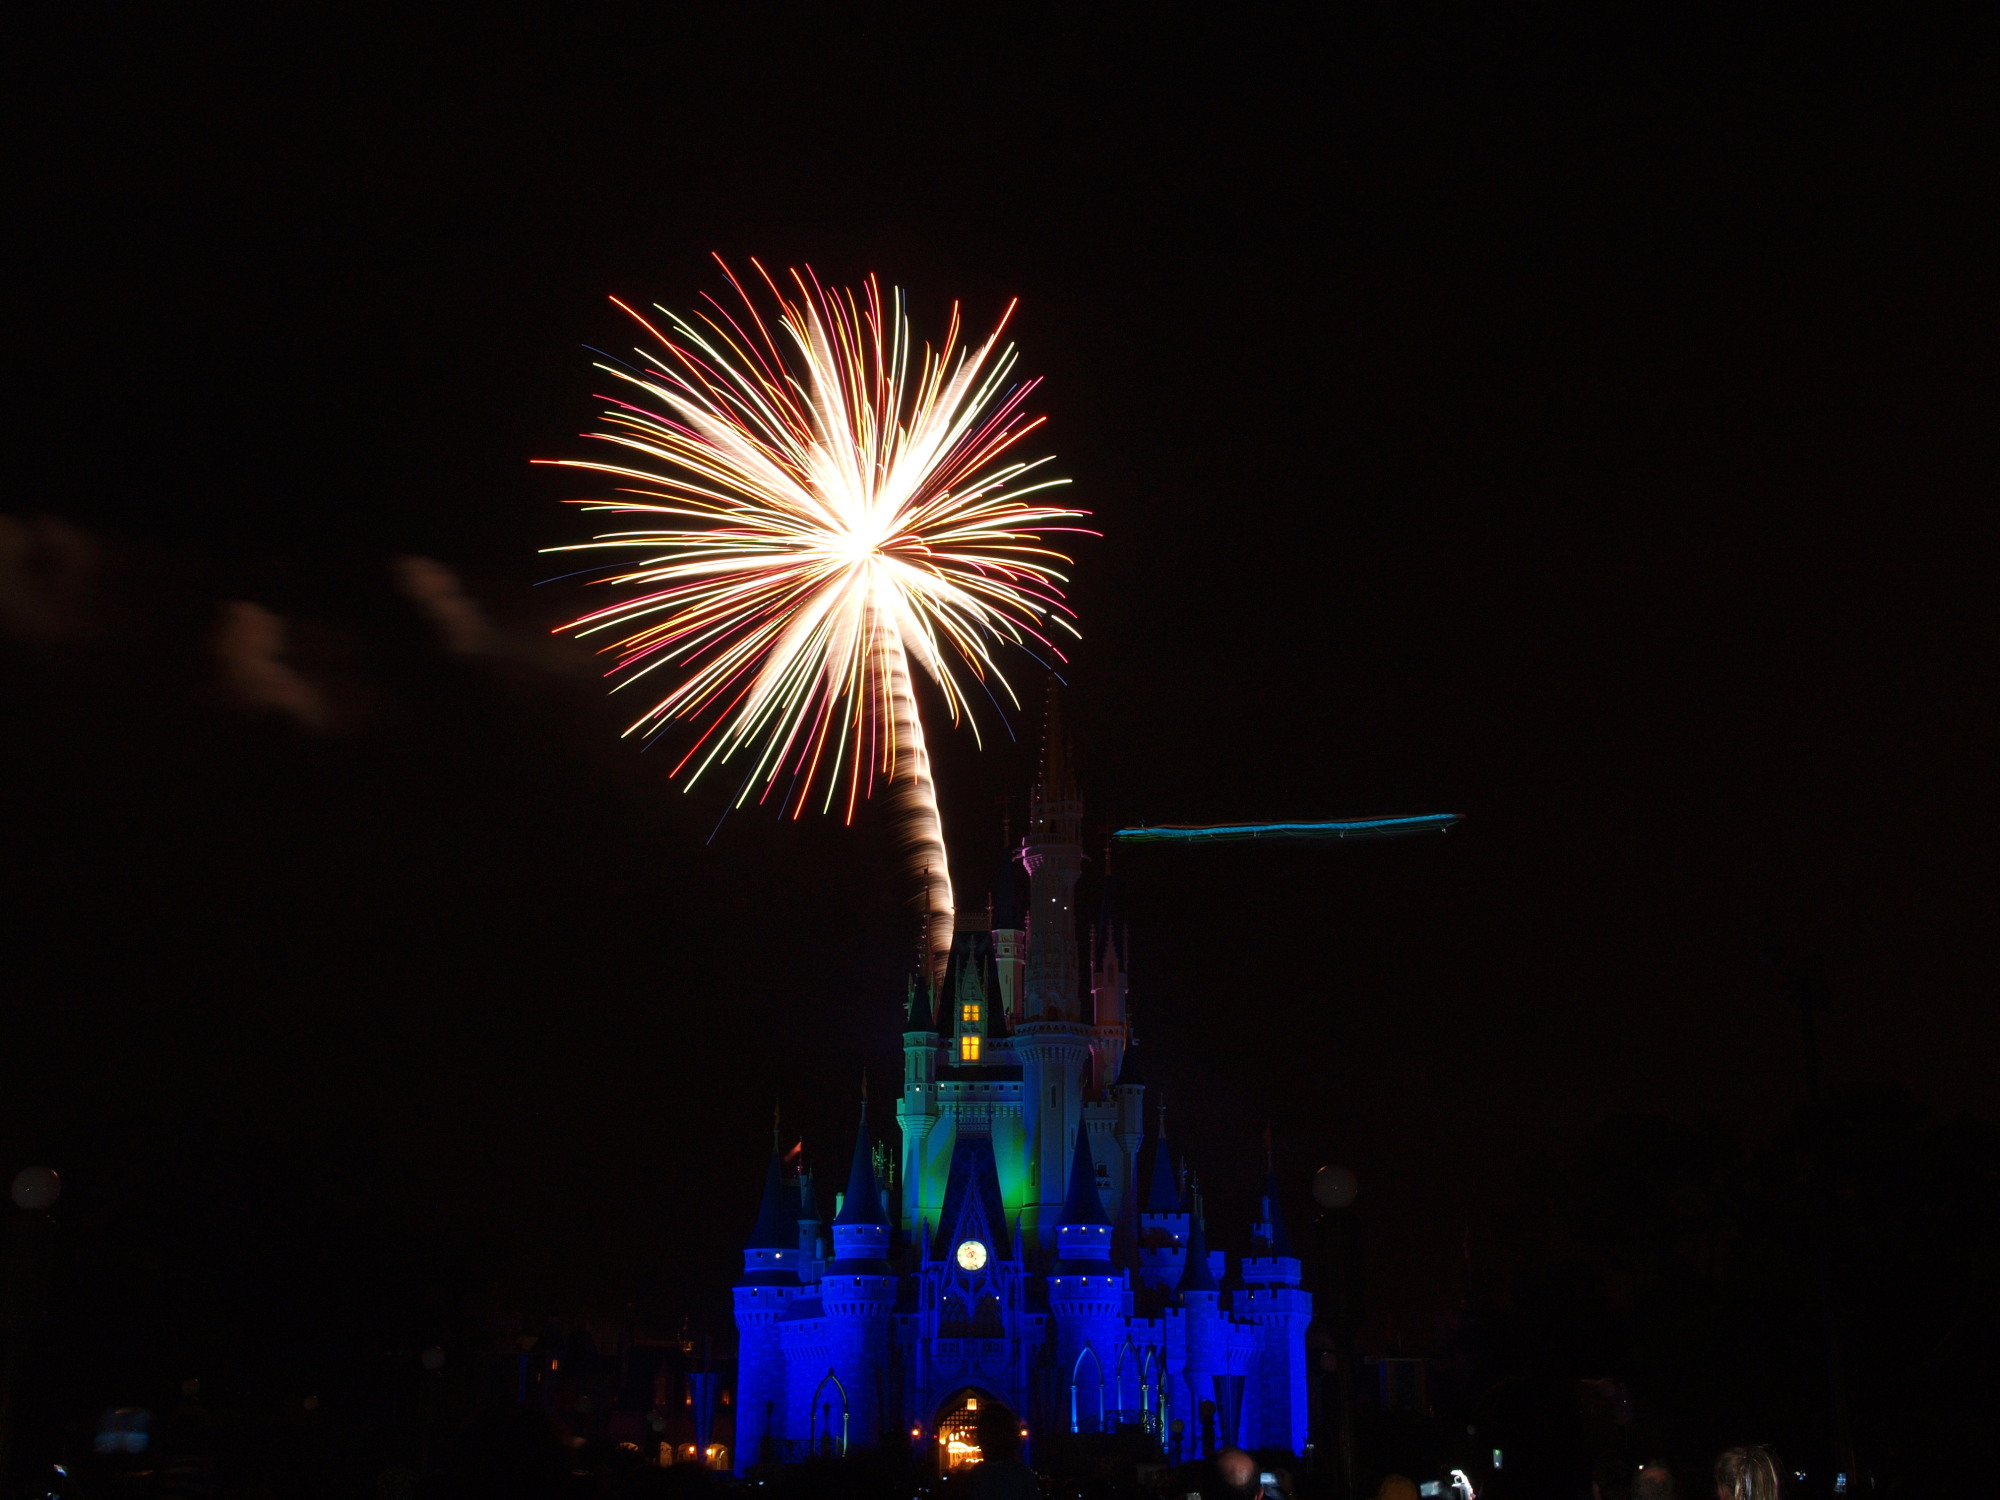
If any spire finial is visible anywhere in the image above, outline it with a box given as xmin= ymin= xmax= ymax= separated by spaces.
xmin=772 ymin=1101 xmax=781 ymax=1153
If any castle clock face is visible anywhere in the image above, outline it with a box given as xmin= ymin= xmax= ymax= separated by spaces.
xmin=954 ymin=1239 xmax=988 ymax=1272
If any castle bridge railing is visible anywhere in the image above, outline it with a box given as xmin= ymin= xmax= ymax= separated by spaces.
xmin=1075 ymin=1410 xmax=1163 ymax=1437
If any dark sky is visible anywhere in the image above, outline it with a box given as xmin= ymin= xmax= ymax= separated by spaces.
xmin=9 ymin=9 xmax=1994 ymax=1369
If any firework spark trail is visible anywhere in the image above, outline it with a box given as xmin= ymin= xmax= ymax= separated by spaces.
xmin=542 ymin=257 xmax=1085 ymax=967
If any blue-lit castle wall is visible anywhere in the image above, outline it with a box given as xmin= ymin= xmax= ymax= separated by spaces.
xmin=730 ymin=707 xmax=1310 ymax=1470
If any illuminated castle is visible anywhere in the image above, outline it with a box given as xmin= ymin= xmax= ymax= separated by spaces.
xmin=732 ymin=698 xmax=1310 ymax=1472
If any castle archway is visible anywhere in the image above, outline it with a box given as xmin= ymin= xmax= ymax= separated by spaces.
xmin=931 ymin=1387 xmax=1016 ymax=1472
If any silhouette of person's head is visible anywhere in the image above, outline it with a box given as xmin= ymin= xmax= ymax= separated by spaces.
xmin=1593 ymin=1458 xmax=1635 ymax=1500
xmin=974 ymin=1405 xmax=1020 ymax=1460
xmin=1715 ymin=1447 xmax=1781 ymax=1500
xmin=1215 ymin=1448 xmax=1260 ymax=1497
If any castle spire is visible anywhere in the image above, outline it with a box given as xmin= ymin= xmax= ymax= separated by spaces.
xmin=834 ymin=1093 xmax=887 ymax=1227
xmin=1260 ymin=1169 xmax=1294 ymax=1258
xmin=747 ymin=1143 xmax=798 ymax=1251
xmin=1177 ymin=1191 xmax=1219 ymax=1294
xmin=1146 ymin=1102 xmax=1181 ymax=1213
xmin=1058 ymin=1124 xmax=1110 ymax=1228
xmin=1024 ymin=680 xmax=1084 ymax=1020
xmin=904 ymin=971 xmax=934 ymax=1033
xmin=1035 ymin=677 xmax=1078 ymax=809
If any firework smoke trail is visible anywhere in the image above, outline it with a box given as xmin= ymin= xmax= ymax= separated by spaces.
xmin=542 ymin=258 xmax=1085 ymax=968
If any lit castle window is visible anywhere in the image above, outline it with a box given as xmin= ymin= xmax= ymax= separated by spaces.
xmin=960 ymin=1035 xmax=981 ymax=1062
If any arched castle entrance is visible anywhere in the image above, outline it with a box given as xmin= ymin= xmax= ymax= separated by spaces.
xmin=932 ymin=1388 xmax=1016 ymax=1472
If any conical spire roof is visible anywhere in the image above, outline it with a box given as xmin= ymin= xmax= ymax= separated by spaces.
xmin=832 ymin=1100 xmax=887 ymax=1227
xmin=904 ymin=971 xmax=934 ymax=1033
xmin=1033 ymin=678 xmax=1078 ymax=812
xmin=1095 ymin=861 xmax=1125 ymax=971
xmin=1145 ymin=1111 xmax=1181 ymax=1214
xmin=747 ymin=1147 xmax=798 ymax=1250
xmin=1176 ymin=1194 xmax=1218 ymax=1294
xmin=1058 ymin=1124 xmax=1111 ymax=1227
xmin=1261 ymin=1171 xmax=1294 ymax=1257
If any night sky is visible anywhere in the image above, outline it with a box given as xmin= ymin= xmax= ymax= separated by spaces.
xmin=9 ymin=9 xmax=1993 ymax=1384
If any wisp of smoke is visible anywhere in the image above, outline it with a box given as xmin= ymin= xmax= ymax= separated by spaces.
xmin=213 ymin=601 xmax=328 ymax=730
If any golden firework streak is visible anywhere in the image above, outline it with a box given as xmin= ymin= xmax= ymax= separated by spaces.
xmin=543 ymin=259 xmax=1084 ymax=969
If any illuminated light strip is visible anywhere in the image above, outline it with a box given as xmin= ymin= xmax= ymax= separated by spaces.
xmin=1112 ymin=814 xmax=1460 ymax=844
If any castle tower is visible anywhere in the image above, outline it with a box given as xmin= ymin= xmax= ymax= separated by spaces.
xmin=1138 ymin=1104 xmax=1191 ymax=1297
xmin=898 ymin=975 xmax=939 ymax=1228
xmin=820 ymin=1102 xmax=897 ymax=1449
xmin=1239 ymin=1169 xmax=1312 ymax=1452
xmin=991 ymin=846 xmax=1025 ymax=1022
xmin=950 ymin=937 xmax=994 ymax=1067
xmin=1174 ymin=1194 xmax=1224 ymax=1455
xmin=734 ymin=1140 xmax=803 ymax=1468
xmin=796 ymin=1161 xmax=824 ymax=1282
xmin=1089 ymin=872 xmax=1130 ymax=1090
xmin=1016 ymin=685 xmax=1094 ymax=1243
xmin=1023 ymin=683 xmax=1082 ymax=1022
xmin=1108 ymin=1043 xmax=1147 ymax=1260
xmin=1047 ymin=1125 xmax=1124 ymax=1433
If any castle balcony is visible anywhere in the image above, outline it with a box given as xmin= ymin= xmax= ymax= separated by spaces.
xmin=932 ymin=1336 xmax=1012 ymax=1361
xmin=930 ymin=1336 xmax=1019 ymax=1383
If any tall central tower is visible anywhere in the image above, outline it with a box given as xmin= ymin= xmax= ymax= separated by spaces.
xmin=1022 ymin=683 xmax=1083 ymax=1021
xmin=1014 ymin=682 xmax=1094 ymax=1241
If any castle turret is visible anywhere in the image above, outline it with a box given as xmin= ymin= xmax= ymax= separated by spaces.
xmin=1109 ymin=1043 xmax=1146 ymax=1262
xmin=991 ymin=846 xmax=1025 ymax=1022
xmin=734 ymin=1137 xmax=803 ymax=1469
xmin=796 ymin=1162 xmax=824 ymax=1282
xmin=821 ymin=1101 xmax=897 ymax=1447
xmin=1048 ymin=1126 xmax=1124 ymax=1434
xmin=898 ymin=974 xmax=940 ymax=1227
xmin=1176 ymin=1193 xmax=1220 ymax=1298
xmin=1144 ymin=1108 xmax=1182 ymax=1217
xmin=1052 ymin=1123 xmax=1113 ymax=1269
xmin=1239 ymin=1169 xmax=1312 ymax=1453
xmin=948 ymin=934 xmax=995 ymax=1067
xmin=1089 ymin=873 xmax=1130 ymax=1089
xmin=1023 ymin=683 xmax=1082 ymax=1021
xmin=741 ymin=1142 xmax=803 ymax=1285
xmin=1138 ymin=1103 xmax=1191 ymax=1297
xmin=1175 ymin=1194 xmax=1226 ymax=1454
xmin=1016 ymin=685 xmax=1093 ymax=1245
xmin=1248 ymin=1171 xmax=1298 ymax=1271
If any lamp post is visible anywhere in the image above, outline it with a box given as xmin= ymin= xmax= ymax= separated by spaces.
xmin=0 ymin=1168 xmax=62 ymax=1488
xmin=1310 ymin=1165 xmax=1360 ymax=1500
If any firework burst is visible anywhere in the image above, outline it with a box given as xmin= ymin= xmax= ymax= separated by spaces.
xmin=542 ymin=257 xmax=1085 ymax=964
